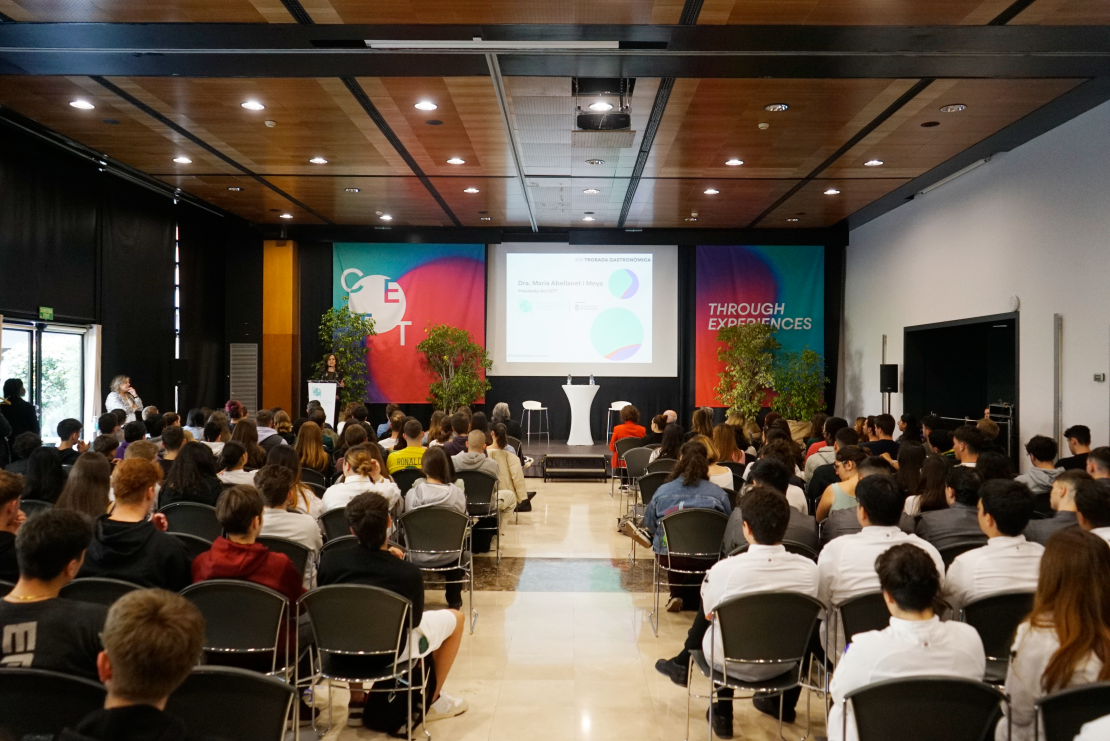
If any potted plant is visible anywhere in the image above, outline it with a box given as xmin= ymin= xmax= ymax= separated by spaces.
xmin=771 ymin=346 xmax=828 ymax=444
xmin=714 ymin=323 xmax=780 ymax=423
xmin=417 ymin=323 xmax=492 ymax=413
xmin=311 ymin=297 xmax=377 ymax=408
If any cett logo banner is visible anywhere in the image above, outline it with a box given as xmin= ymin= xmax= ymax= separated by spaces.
xmin=695 ymin=245 xmax=824 ymax=407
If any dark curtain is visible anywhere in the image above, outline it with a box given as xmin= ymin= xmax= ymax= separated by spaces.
xmin=98 ymin=181 xmax=176 ymax=411
xmin=824 ymin=243 xmax=847 ymax=415
xmin=299 ymin=242 xmax=334 ymax=417
xmin=676 ymin=245 xmax=698 ymax=425
xmin=178 ymin=204 xmax=230 ymax=411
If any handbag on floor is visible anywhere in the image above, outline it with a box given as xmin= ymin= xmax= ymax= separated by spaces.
xmin=362 ymin=656 xmax=436 ymax=737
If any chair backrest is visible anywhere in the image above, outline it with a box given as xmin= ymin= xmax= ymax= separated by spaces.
xmin=659 ymin=509 xmax=729 ymax=560
xmin=721 ymin=460 xmax=746 ymax=477
xmin=721 ymin=487 xmax=739 ymax=509
xmin=646 ymin=458 xmax=676 ymax=475
xmin=59 ymin=577 xmax=140 ymax=607
xmin=0 ymin=668 xmax=106 ymax=738
xmin=615 ymin=436 xmax=645 ymax=458
xmin=399 ymin=507 xmax=469 ymax=562
xmin=960 ymin=590 xmax=1034 ymax=661
xmin=522 ymin=400 xmax=543 ymax=411
xmin=306 ymin=481 xmax=327 ymax=499
xmin=838 ymin=591 xmax=890 ymax=644
xmin=159 ymin=501 xmax=222 ymax=541
xmin=623 ymin=447 xmax=654 ymax=479
xmin=256 ymin=536 xmax=311 ymax=577
xmin=0 ymin=579 xmax=15 ymax=596
xmin=732 ymin=473 xmax=745 ymax=493
xmin=319 ymin=535 xmax=359 ymax=558
xmin=391 ymin=468 xmax=423 ymax=496
xmin=715 ymin=592 xmax=823 ymax=666
xmin=171 ymin=531 xmax=214 ymax=559
xmin=847 ymin=676 xmax=1004 ymax=741
xmin=300 ymin=467 xmax=326 ymax=486
xmin=457 ymin=470 xmax=498 ymax=514
xmin=181 ymin=580 xmax=287 ymax=653
xmin=166 ymin=666 xmax=295 ymax=741
xmin=18 ymin=499 xmax=52 ymax=517
xmin=1037 ymin=681 xmax=1110 ymax=741
xmin=506 ymin=435 xmax=523 ymax=453
xmin=610 ymin=400 xmax=631 ymax=411
xmin=319 ymin=507 xmax=350 ymax=541
xmin=300 ymin=584 xmax=410 ymax=677
xmin=782 ymin=539 xmax=819 ymax=561
xmin=637 ymin=471 xmax=670 ymax=506
xmin=938 ymin=538 xmax=988 ymax=567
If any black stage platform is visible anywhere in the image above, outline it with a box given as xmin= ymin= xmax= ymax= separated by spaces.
xmin=517 ymin=440 xmax=611 ymax=478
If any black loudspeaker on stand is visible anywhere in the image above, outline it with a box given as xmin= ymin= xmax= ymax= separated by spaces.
xmin=879 ymin=364 xmax=899 ymax=393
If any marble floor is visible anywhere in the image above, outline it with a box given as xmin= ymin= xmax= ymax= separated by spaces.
xmin=318 ymin=478 xmax=827 ymax=741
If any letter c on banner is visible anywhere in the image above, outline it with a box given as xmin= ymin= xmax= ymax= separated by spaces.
xmin=341 ymin=268 xmax=364 ymax=293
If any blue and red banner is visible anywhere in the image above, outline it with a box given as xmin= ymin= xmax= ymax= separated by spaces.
xmin=333 ymin=244 xmax=486 ymax=404
xmin=695 ymin=245 xmax=824 ymax=407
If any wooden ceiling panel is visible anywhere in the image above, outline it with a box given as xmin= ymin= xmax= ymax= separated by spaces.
xmin=697 ymin=0 xmax=1015 ymax=25
xmin=1011 ymin=0 xmax=1110 ymax=24
xmin=428 ymin=177 xmax=532 ymax=227
xmin=625 ymin=178 xmax=798 ymax=228
xmin=318 ymin=0 xmax=683 ymax=24
xmin=156 ymin=175 xmax=328 ymax=224
xmin=0 ymin=0 xmax=290 ymax=22
xmin=527 ymin=177 xmax=631 ymax=228
xmin=761 ymin=178 xmax=911 ymax=227
xmin=824 ymin=78 xmax=1083 ymax=179
xmin=267 ymin=176 xmax=452 ymax=225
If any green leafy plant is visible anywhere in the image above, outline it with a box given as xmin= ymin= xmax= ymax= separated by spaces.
xmin=311 ymin=297 xmax=377 ymax=408
xmin=771 ymin=346 xmax=828 ymax=421
xmin=714 ymin=323 xmax=780 ymax=421
xmin=417 ymin=323 xmax=492 ymax=413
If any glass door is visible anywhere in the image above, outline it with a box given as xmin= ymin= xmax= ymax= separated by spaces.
xmin=0 ymin=321 xmax=87 ymax=443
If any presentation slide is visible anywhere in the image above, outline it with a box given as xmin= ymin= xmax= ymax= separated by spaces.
xmin=488 ymin=244 xmax=678 ymax=378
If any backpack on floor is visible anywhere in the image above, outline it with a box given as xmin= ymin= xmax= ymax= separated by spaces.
xmin=362 ymin=655 xmax=436 ymax=737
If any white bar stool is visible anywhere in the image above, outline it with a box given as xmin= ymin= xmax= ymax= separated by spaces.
xmin=605 ymin=400 xmax=631 ymax=442
xmin=520 ymin=400 xmax=550 ymax=443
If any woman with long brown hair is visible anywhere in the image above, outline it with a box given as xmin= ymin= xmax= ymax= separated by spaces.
xmin=321 ymin=443 xmax=399 ymax=517
xmin=816 ymin=445 xmax=867 ymax=522
xmin=55 ymin=451 xmax=112 ymax=518
xmin=712 ymin=423 xmax=744 ymax=466
xmin=998 ymin=527 xmax=1110 ymax=741
xmin=229 ymin=418 xmax=266 ymax=469
xmin=266 ymin=444 xmax=324 ymax=518
xmin=687 ymin=407 xmax=714 ymax=440
xmin=294 ymin=420 xmax=331 ymax=476
xmin=904 ymin=454 xmax=950 ymax=516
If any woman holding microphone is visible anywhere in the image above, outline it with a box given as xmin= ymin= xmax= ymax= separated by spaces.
xmin=105 ymin=375 xmax=143 ymax=422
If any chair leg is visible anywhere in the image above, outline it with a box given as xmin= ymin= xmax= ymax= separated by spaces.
xmin=648 ymin=557 xmax=660 ymax=636
xmin=469 ymin=549 xmax=477 ymax=635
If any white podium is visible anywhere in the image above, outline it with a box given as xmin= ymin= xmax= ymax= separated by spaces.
xmin=563 ymin=384 xmax=600 ymax=446
xmin=307 ymin=381 xmax=338 ymax=428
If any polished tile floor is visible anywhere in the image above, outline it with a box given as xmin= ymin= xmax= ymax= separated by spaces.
xmin=323 ymin=478 xmax=827 ymax=741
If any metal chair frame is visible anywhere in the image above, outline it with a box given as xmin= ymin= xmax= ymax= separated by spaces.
xmin=158 ymin=501 xmax=222 ymax=541
xmin=520 ymin=401 xmax=550 ymax=444
xmin=166 ymin=665 xmax=296 ymax=741
xmin=457 ymin=469 xmax=502 ymax=564
xmin=0 ymin=667 xmax=106 ymax=738
xmin=59 ymin=576 xmax=140 ymax=606
xmin=17 ymin=499 xmax=52 ymax=516
xmin=938 ymin=538 xmax=989 ymax=568
xmin=728 ymin=540 xmax=819 ymax=562
xmin=648 ymin=509 xmax=730 ymax=636
xmin=1035 ymin=680 xmax=1110 ymax=741
xmin=171 ymin=530 xmax=216 ymax=559
xmin=844 ymin=676 xmax=1007 ymax=741
xmin=610 ymin=436 xmax=646 ymax=498
xmin=319 ymin=507 xmax=351 ymax=542
xmin=257 ymin=535 xmax=313 ymax=583
xmin=391 ymin=468 xmax=424 ymax=497
xmin=399 ymin=507 xmax=478 ymax=634
xmin=957 ymin=589 xmax=1035 ymax=688
xmin=646 ymin=458 xmax=677 ymax=475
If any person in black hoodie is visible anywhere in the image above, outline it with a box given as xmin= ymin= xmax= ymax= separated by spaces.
xmin=78 ymin=458 xmax=192 ymax=591
xmin=1 ymin=377 xmax=40 ymax=437
xmin=0 ymin=470 xmax=23 ymax=582
xmin=59 ymin=589 xmax=226 ymax=741
xmin=158 ymin=442 xmax=223 ymax=508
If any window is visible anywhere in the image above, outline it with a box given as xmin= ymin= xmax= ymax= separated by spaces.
xmin=0 ymin=321 xmax=87 ymax=443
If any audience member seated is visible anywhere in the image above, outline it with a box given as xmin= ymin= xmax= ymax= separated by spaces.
xmin=375 ymin=403 xmax=400 ymax=439
xmin=816 ymin=445 xmax=867 ymax=522
xmin=903 ymin=454 xmax=951 ymax=517
xmin=388 ymin=419 xmax=427 ymax=473
xmin=111 ymin=409 xmax=128 ymax=440
xmin=0 ymin=470 xmax=23 ymax=582
xmin=200 ymin=419 xmax=228 ymax=456
xmin=915 ymin=466 xmax=987 ymax=551
xmin=22 ymin=447 xmax=67 ymax=503
xmin=114 ymin=421 xmax=147 ymax=460
xmin=687 ymin=407 xmax=715 ymax=441
xmin=1057 ymin=424 xmax=1091 ymax=471
xmin=996 ymin=527 xmax=1110 ymax=741
xmin=1015 ymin=436 xmax=1064 ymax=511
xmin=4 ymin=431 xmax=42 ymax=475
xmin=143 ymin=413 xmax=165 ymax=441
xmin=159 ymin=442 xmax=224 ymax=508
xmin=96 ymin=411 xmax=120 ymax=441
xmin=215 ymin=442 xmax=256 ymax=486
xmin=191 ymin=484 xmax=304 ymax=607
xmin=724 ymin=459 xmax=819 ymax=556
xmin=295 ymin=420 xmax=332 ymax=476
xmin=817 ymin=475 xmax=945 ymax=654
xmin=92 ymin=434 xmax=120 ymax=464
xmin=379 ymin=413 xmax=405 ymax=452
xmin=977 ymin=418 xmax=1004 ymax=454
xmin=441 ymin=414 xmax=470 ymax=457
xmin=79 ymin=458 xmax=192 ymax=591
xmin=317 ymin=492 xmax=468 ymax=722
xmin=0 ymin=509 xmax=106 ymax=680
xmin=470 ymin=411 xmax=492 ymax=447
xmin=273 ymin=410 xmax=295 ymax=445
xmin=255 ymin=464 xmax=322 ymax=586
xmin=821 ymin=458 xmax=909 ymax=546
xmin=229 ymin=418 xmax=266 ymax=469
xmin=1087 ymin=446 xmax=1110 ymax=480
xmin=58 ymin=590 xmax=213 ymax=741
xmin=861 ymin=413 xmax=900 ymax=458
xmin=897 ymin=413 xmax=922 ymax=444
xmin=828 ymin=544 xmax=986 ymax=741
xmin=265 ymin=445 xmax=326 ymax=519
xmin=1025 ymin=469 xmax=1087 ymax=545
xmin=489 ymin=424 xmax=529 ymax=513
xmin=491 ymin=402 xmax=522 ymax=441
xmin=225 ymin=399 xmax=246 ymax=429
xmin=1076 ymin=478 xmax=1110 ymax=545
xmin=608 ymin=404 xmax=646 ymax=468
xmin=807 ymin=427 xmax=859 ymax=507
xmin=183 ymin=408 xmax=205 ymax=440
xmin=254 ymin=409 xmax=287 ymax=456
xmin=333 ymin=419 xmax=368 ymax=462
xmin=404 ymin=447 xmax=468 ymax=608
xmin=804 ymin=417 xmax=848 ymax=483
xmin=640 ymin=415 xmax=666 ymax=448
xmin=322 ymin=444 xmax=401 ymax=520
xmin=752 ymin=439 xmax=808 ymax=513
xmin=158 ymin=425 xmax=185 ymax=477
xmin=928 ymin=428 xmax=955 ymax=458
xmin=943 ymin=478 xmax=1041 ymax=612
xmin=124 ymin=440 xmax=159 ymax=463
xmin=648 ymin=422 xmax=684 ymax=464
xmin=952 ymin=425 xmax=984 ymax=467
xmin=975 ymin=450 xmax=1016 ymax=483
xmin=56 ymin=452 xmax=113 ymax=520
xmin=309 ymin=408 xmax=338 ymax=450
xmin=56 ymin=418 xmax=88 ymax=466
xmin=687 ymin=434 xmax=734 ymax=491
xmin=2 ymin=378 xmax=39 ymax=437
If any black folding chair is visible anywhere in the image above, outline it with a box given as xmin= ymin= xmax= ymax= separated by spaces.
xmin=687 ymin=592 xmax=824 ymax=741
xmin=172 ymin=531 xmax=214 ymax=559
xmin=0 ymin=668 xmax=106 ymax=738
xmin=649 ymin=509 xmax=729 ymax=636
xmin=167 ymin=665 xmax=296 ymax=741
xmin=299 ymin=584 xmax=430 ymax=741
xmin=399 ymin=506 xmax=476 ymax=633
xmin=59 ymin=577 xmax=139 ymax=607
xmin=837 ymin=591 xmax=890 ymax=650
xmin=391 ymin=468 xmax=423 ymax=497
xmin=318 ymin=535 xmax=359 ymax=559
xmin=18 ymin=499 xmax=53 ymax=517
xmin=960 ymin=590 xmax=1034 ymax=686
xmin=646 ymin=458 xmax=677 ymax=475
xmin=1036 ymin=681 xmax=1110 ymax=741
xmin=846 ymin=676 xmax=1005 ymax=741
xmin=319 ymin=507 xmax=350 ymax=542
xmin=612 ymin=436 xmax=646 ymax=497
xmin=939 ymin=538 xmax=988 ymax=568
xmin=457 ymin=469 xmax=501 ymax=563
xmin=721 ymin=460 xmax=746 ymax=478
xmin=637 ymin=471 xmax=669 ymax=507
xmin=257 ymin=536 xmax=312 ymax=580
xmin=726 ymin=539 xmax=819 ymax=561
xmin=623 ymin=446 xmax=655 ymax=513
xmin=305 ymin=481 xmax=327 ymax=500
xmin=300 ymin=468 xmax=326 ymax=486
xmin=159 ymin=501 xmax=222 ymax=541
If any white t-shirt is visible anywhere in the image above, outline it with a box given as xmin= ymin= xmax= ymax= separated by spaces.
xmin=1075 ymin=715 xmax=1110 ymax=741
xmin=786 ymin=484 xmax=808 ymax=515
xmin=218 ymin=469 xmax=256 ymax=485
xmin=943 ymin=535 xmax=1043 ymax=611
xmin=709 ymin=468 xmax=734 ymax=490
xmin=1090 ymin=526 xmax=1110 ymax=546
xmin=260 ymin=507 xmax=324 ymax=588
xmin=321 ymin=474 xmax=402 ymax=517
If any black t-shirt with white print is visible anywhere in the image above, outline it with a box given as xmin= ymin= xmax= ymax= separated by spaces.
xmin=0 ymin=597 xmax=107 ymax=681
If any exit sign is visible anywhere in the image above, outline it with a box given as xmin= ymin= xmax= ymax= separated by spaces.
xmin=38 ymin=306 xmax=53 ymax=321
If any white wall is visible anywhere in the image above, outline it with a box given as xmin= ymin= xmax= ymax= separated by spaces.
xmin=841 ymin=99 xmax=1110 ymax=455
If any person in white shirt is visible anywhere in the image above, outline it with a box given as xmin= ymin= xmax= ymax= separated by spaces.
xmin=952 ymin=425 xmax=983 ymax=467
xmin=804 ymin=417 xmax=848 ymax=483
xmin=321 ymin=444 xmax=402 ymax=521
xmin=215 ymin=442 xmax=256 ymax=485
xmin=379 ymin=414 xmax=404 ymax=452
xmin=818 ymin=474 xmax=945 ymax=656
xmin=698 ymin=487 xmax=820 ymax=737
xmin=944 ymin=478 xmax=1043 ymax=612
xmin=255 ymin=464 xmax=323 ymax=588
xmin=1076 ymin=715 xmax=1110 ymax=740
xmin=1075 ymin=477 xmax=1110 ymax=546
xmin=996 ymin=527 xmax=1110 ymax=741
xmin=829 ymin=543 xmax=986 ymax=741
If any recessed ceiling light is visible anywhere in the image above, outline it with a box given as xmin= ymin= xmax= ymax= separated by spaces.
xmin=279 ymin=213 xmax=293 ymax=219
xmin=414 ymin=101 xmax=438 ymax=111
xmin=447 ymin=157 xmax=465 ymax=165
xmin=463 ymin=187 xmax=480 ymax=193
xmin=380 ymin=214 xmax=393 ymax=221
xmin=786 ymin=218 xmax=799 ymax=222
xmin=725 ymin=159 xmax=744 ymax=166
xmin=864 ymin=159 xmax=884 ymax=167
xmin=241 ymin=100 xmax=265 ymax=111
xmin=344 ymin=188 xmax=361 ymax=193
xmin=824 ymin=188 xmax=840 ymax=195
xmin=704 ymin=188 xmax=720 ymax=195
xmin=583 ymin=188 xmax=601 ymax=194
xmin=764 ymin=103 xmax=789 ymax=112
xmin=173 ymin=156 xmax=192 ymax=164
xmin=585 ymin=159 xmax=604 ymax=166
xmin=582 ymin=216 xmax=595 ymax=222
xmin=69 ymin=100 xmax=95 ymax=110
xmin=588 ymin=101 xmax=613 ymax=112
xmin=685 ymin=217 xmax=698 ymax=222
xmin=309 ymin=157 xmax=328 ymax=164
xmin=227 ymin=187 xmax=241 ymax=192
xmin=940 ymin=104 xmax=967 ymax=113
xmin=480 ymin=216 xmax=492 ymax=221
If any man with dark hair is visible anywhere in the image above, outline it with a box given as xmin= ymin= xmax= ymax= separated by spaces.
xmin=0 ymin=470 xmax=24 ymax=582
xmin=308 ymin=408 xmax=337 ymax=450
xmin=915 ymin=466 xmax=988 ymax=551
xmin=1015 ymin=435 xmax=1063 ymax=498
xmin=1025 ymin=469 xmax=1088 ymax=545
xmin=379 ymin=412 xmax=406 ymax=452
xmin=143 ymin=413 xmax=164 ymax=440
xmin=724 ymin=459 xmax=819 ymax=556
xmin=388 ymin=418 xmax=426 ymax=473
xmin=4 ymin=431 xmax=42 ymax=474
xmin=376 ymin=403 xmax=400 ymax=438
xmin=806 ymin=426 xmax=860 ymax=507
xmin=0 ymin=509 xmax=107 ymax=680
xmin=928 ymin=428 xmax=955 ymax=458
xmin=1058 ymin=425 xmax=1092 ymax=471
xmin=1075 ymin=478 xmax=1110 ymax=545
xmin=921 ymin=415 xmax=942 ymax=442
xmin=255 ymin=465 xmax=322 ymax=585
xmin=97 ymin=412 xmax=120 ymax=439
xmin=114 ymin=421 xmax=147 ymax=460
xmin=254 ymin=408 xmax=287 ymax=455
xmin=441 ymin=414 xmax=470 ymax=457
xmin=158 ymin=425 xmax=185 ymax=476
xmin=952 ymin=425 xmax=984 ymax=466
xmin=944 ymin=479 xmax=1042 ymax=611
xmin=161 ymin=412 xmax=180 ymax=428
xmin=817 ymin=475 xmax=945 ymax=654
xmin=1087 ymin=447 xmax=1110 ymax=480
xmin=56 ymin=418 xmax=87 ymax=465
xmin=92 ymin=434 xmax=120 ymax=463
xmin=804 ymin=417 xmax=848 ymax=483
xmin=862 ymin=414 xmax=899 ymax=458
xmin=828 ymin=544 xmax=985 ymax=741
xmin=317 ymin=492 xmax=468 ymax=725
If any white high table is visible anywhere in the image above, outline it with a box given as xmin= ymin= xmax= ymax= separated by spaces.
xmin=562 ymin=384 xmax=600 ymax=446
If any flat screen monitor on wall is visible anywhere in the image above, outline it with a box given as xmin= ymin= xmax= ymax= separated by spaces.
xmin=487 ymin=244 xmax=679 ymax=377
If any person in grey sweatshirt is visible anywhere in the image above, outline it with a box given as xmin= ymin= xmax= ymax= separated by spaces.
xmin=404 ymin=446 xmax=467 ymax=608
xmin=451 ymin=430 xmax=501 ymax=480
xmin=1015 ymin=435 xmax=1064 ymax=516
